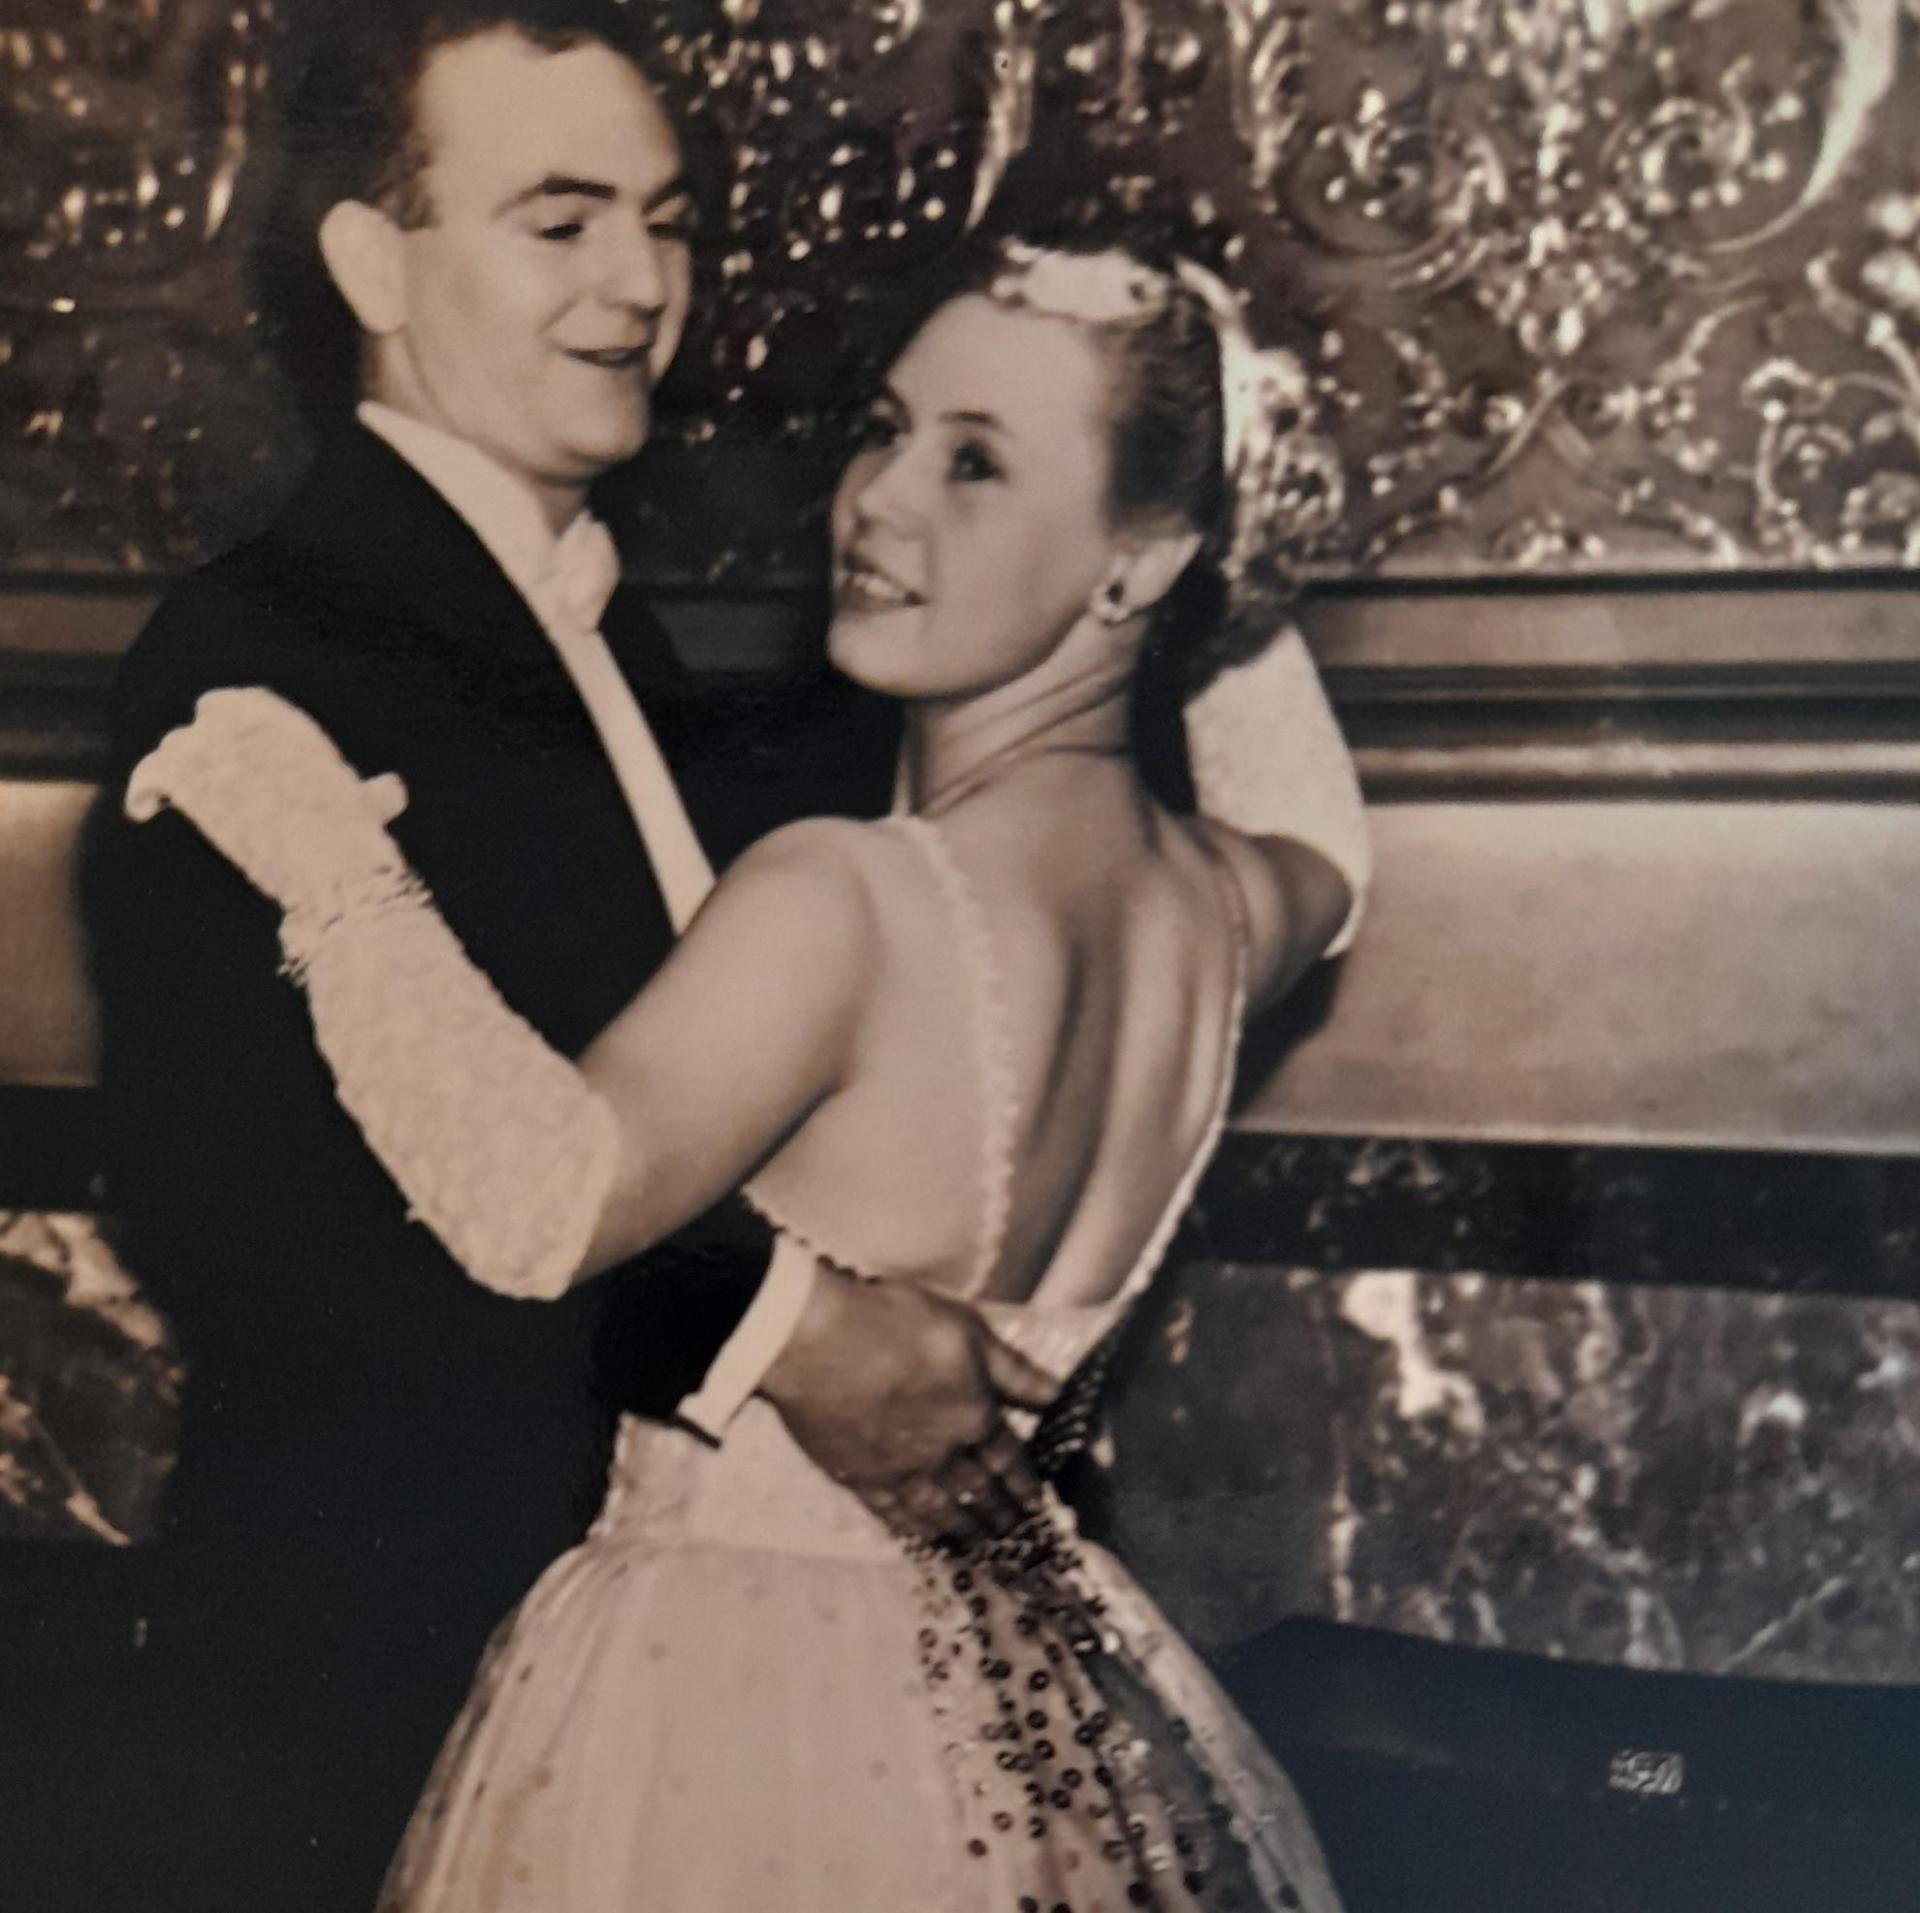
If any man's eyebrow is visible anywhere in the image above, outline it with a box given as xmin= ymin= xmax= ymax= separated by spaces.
xmin=494 ymin=173 xmax=693 ymax=217
xmin=496 ymin=175 xmax=616 ymax=215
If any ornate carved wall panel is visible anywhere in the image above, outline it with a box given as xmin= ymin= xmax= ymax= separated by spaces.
xmin=0 ymin=1 xmax=303 ymax=574
xmin=664 ymin=0 xmax=1920 ymax=580
xmin=7 ymin=0 xmax=1920 ymax=582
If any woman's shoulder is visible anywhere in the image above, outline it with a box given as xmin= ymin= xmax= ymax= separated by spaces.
xmin=708 ymin=816 xmax=932 ymax=946
xmin=713 ymin=814 xmax=1011 ymax=997
xmin=725 ymin=813 xmax=913 ymax=888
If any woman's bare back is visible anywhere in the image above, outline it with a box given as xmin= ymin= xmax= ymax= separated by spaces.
xmin=741 ymin=759 xmax=1250 ymax=1309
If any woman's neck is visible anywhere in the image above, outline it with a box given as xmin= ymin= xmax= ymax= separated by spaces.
xmin=905 ymin=657 xmax=1135 ymax=816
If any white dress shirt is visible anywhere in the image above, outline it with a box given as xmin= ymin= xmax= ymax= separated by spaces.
xmin=358 ymin=403 xmax=814 ymax=1434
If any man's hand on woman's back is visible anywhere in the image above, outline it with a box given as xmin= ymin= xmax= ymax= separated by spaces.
xmin=759 ymin=1260 xmax=1060 ymax=1553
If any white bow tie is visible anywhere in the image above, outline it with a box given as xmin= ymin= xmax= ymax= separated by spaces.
xmin=548 ymin=513 xmax=623 ymax=631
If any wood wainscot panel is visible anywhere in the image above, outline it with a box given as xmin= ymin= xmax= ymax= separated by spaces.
xmin=1238 ymin=579 xmax=1920 ymax=1154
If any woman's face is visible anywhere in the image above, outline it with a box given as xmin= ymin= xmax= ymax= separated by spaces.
xmin=828 ymin=294 xmax=1128 ymax=700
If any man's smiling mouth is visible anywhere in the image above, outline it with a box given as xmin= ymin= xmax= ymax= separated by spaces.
xmin=565 ymin=344 xmax=651 ymax=370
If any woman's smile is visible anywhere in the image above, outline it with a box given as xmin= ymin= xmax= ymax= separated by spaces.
xmin=836 ymin=547 xmax=927 ymax=613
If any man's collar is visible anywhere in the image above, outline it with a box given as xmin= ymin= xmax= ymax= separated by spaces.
xmin=356 ymin=402 xmax=609 ymax=628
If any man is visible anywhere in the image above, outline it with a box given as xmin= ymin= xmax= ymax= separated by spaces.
xmin=35 ymin=4 xmax=1052 ymax=1906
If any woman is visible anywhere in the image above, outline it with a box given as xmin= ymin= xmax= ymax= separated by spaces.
xmin=130 ymin=235 xmax=1361 ymax=1910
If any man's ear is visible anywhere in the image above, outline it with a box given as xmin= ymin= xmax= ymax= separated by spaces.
xmin=318 ymin=200 xmax=408 ymax=337
xmin=1108 ymin=525 xmax=1203 ymax=620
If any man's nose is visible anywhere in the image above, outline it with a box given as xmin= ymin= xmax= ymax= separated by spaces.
xmin=598 ymin=221 xmax=668 ymax=313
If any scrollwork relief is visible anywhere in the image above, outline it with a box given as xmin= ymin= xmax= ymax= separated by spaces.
xmin=0 ymin=0 xmax=300 ymax=572
xmin=6 ymin=0 xmax=1920 ymax=579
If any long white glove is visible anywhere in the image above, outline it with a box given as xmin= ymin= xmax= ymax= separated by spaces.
xmin=1185 ymin=622 xmax=1370 ymax=955
xmin=127 ymin=687 xmax=618 ymax=1299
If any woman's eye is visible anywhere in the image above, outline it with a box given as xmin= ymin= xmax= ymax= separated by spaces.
xmin=948 ymin=440 xmax=1003 ymax=484
xmin=648 ymin=208 xmax=698 ymax=244
xmin=855 ymin=409 xmax=902 ymax=450
xmin=536 ymin=220 xmax=585 ymax=243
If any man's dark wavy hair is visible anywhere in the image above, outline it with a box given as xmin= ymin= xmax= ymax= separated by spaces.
xmin=252 ymin=0 xmax=694 ymax=424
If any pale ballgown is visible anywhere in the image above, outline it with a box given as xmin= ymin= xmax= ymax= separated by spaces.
xmin=377 ymin=812 xmax=1344 ymax=1913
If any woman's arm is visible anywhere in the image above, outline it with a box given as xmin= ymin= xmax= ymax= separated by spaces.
xmin=1186 ymin=623 xmax=1371 ymax=959
xmin=1202 ymin=822 xmax=1353 ymax=1009
xmin=126 ymin=689 xmax=875 ymax=1301
xmin=579 ymin=820 xmax=878 ymax=1273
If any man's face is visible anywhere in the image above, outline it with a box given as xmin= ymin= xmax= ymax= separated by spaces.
xmin=377 ymin=28 xmax=693 ymax=510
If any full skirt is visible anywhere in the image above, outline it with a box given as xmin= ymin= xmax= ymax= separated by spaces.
xmin=380 ymin=1405 xmax=1341 ymax=1913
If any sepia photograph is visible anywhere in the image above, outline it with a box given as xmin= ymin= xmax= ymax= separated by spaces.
xmin=3 ymin=0 xmax=1919 ymax=1906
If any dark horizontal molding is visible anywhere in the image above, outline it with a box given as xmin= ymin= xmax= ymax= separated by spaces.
xmin=1325 ymin=658 xmax=1920 ymax=702
xmin=1303 ymin=564 xmax=1920 ymax=602
xmin=5 ymin=1089 xmax=1917 ymax=1304
xmin=16 ymin=560 xmax=1920 ymax=603
xmin=1301 ymin=579 xmax=1920 ymax=795
xmin=1300 ymin=578 xmax=1920 ymax=671
xmin=14 ymin=572 xmax=1920 ymax=793
xmin=1349 ymin=740 xmax=1920 ymax=800
xmin=1327 ymin=657 xmax=1920 ymax=798
xmin=0 ymin=570 xmax=170 ymax=597
xmin=0 ymin=568 xmax=825 ymax=606
xmin=0 ymin=649 xmax=119 ymax=781
xmin=1176 ymin=1132 xmax=1920 ymax=1303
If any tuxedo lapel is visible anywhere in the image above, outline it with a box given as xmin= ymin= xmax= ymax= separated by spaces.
xmin=247 ymin=424 xmax=681 ymax=1050
xmin=265 ymin=425 xmax=582 ymax=727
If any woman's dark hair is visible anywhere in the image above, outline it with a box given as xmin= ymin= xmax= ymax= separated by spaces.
xmin=1088 ymin=252 xmax=1238 ymax=694
xmin=251 ymin=0 xmax=699 ymax=422
xmin=896 ymin=228 xmax=1255 ymax=698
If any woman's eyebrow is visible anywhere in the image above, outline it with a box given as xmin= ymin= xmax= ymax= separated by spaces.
xmin=942 ymin=408 xmax=1016 ymax=440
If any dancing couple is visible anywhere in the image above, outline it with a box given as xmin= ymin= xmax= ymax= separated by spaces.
xmin=69 ymin=1 xmax=1369 ymax=1906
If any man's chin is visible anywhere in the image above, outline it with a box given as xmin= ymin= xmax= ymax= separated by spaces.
xmin=565 ymin=418 xmax=652 ymax=477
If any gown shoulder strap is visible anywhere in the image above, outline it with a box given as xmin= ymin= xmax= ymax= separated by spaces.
xmin=883 ymin=813 xmax=1020 ymax=1297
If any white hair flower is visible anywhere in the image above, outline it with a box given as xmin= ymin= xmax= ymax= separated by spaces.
xmin=984 ymin=240 xmax=1343 ymax=589
xmin=987 ymin=242 xmax=1172 ymax=327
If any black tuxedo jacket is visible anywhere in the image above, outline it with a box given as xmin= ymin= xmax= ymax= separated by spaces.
xmin=44 ymin=424 xmax=895 ymax=1910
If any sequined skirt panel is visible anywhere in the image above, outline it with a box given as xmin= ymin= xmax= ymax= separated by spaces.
xmin=380 ymin=1401 xmax=1342 ymax=1913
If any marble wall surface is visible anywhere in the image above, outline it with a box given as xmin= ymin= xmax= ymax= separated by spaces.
xmin=4 ymin=1129 xmax=1919 ymax=1690
xmin=1097 ymin=1137 xmax=1920 ymax=1682
xmin=1104 ymin=1261 xmax=1920 ymax=1680
xmin=0 ymin=1209 xmax=176 ymax=1546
